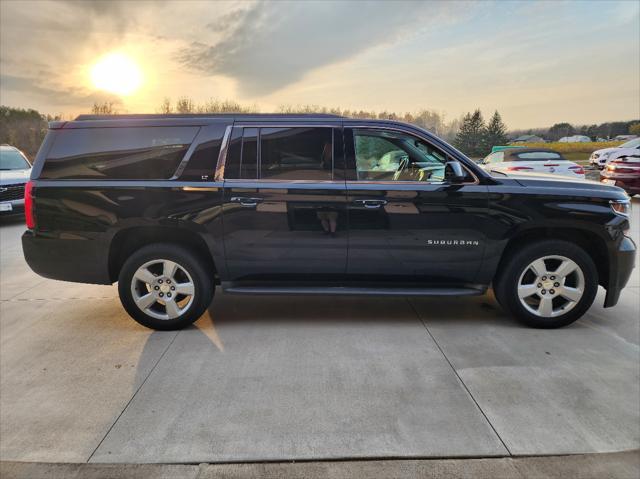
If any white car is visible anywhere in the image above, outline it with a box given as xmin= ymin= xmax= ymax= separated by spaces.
xmin=480 ymin=148 xmax=585 ymax=179
xmin=1 ymin=145 xmax=32 ymax=216
xmin=589 ymin=137 xmax=640 ymax=169
xmin=558 ymin=135 xmax=591 ymax=143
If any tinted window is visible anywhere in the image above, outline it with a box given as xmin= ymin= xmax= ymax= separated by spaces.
xmin=353 ymin=129 xmax=447 ymax=182
xmin=42 ymin=126 xmax=198 ymax=179
xmin=224 ymin=128 xmax=242 ymax=179
xmin=223 ymin=127 xmax=258 ymax=179
xmin=241 ymin=128 xmax=258 ymax=179
xmin=260 ymin=127 xmax=332 ymax=180
xmin=0 ymin=149 xmax=30 ymax=170
xmin=515 ymin=151 xmax=563 ymax=161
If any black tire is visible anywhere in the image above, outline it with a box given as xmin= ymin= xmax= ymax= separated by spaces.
xmin=118 ymin=243 xmax=214 ymax=330
xmin=494 ymin=240 xmax=598 ymax=328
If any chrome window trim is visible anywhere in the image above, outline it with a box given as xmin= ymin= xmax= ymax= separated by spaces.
xmin=348 ymin=125 xmax=480 ymax=186
xmin=170 ymin=126 xmax=203 ymax=179
xmin=214 ymin=125 xmax=233 ymax=182
xmin=233 ymin=123 xmax=339 ymax=128
xmin=223 ymin=178 xmax=346 ymax=185
xmin=346 ymin=180 xmax=447 ymax=186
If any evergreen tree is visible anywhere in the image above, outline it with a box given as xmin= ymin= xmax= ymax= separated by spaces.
xmin=484 ymin=111 xmax=508 ymax=152
xmin=454 ymin=109 xmax=485 ymax=158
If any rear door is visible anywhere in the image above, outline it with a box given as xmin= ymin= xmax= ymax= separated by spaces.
xmin=344 ymin=126 xmax=489 ymax=285
xmin=221 ymin=122 xmax=348 ymax=281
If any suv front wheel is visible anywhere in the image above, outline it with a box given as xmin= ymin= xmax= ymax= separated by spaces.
xmin=118 ymin=243 xmax=214 ymax=330
xmin=495 ymin=240 xmax=598 ymax=328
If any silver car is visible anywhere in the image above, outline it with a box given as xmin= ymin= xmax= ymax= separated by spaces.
xmin=0 ymin=145 xmax=32 ymax=216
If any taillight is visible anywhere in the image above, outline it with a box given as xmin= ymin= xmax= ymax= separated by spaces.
xmin=506 ymin=166 xmax=533 ymax=172
xmin=608 ymin=160 xmax=639 ymax=174
xmin=569 ymin=166 xmax=585 ymax=175
xmin=24 ymin=180 xmax=35 ymax=229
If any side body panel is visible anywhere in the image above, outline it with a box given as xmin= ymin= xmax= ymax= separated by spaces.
xmin=480 ymin=178 xmax=633 ymax=291
xmin=345 ymin=182 xmax=489 ymax=284
xmin=23 ymin=181 xmax=227 ymax=284
xmin=222 ymin=181 xmax=348 ymax=280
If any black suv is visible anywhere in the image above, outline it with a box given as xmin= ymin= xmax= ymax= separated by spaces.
xmin=22 ymin=114 xmax=635 ymax=330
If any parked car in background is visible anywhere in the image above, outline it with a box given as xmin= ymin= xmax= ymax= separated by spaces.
xmin=479 ymin=148 xmax=585 ymax=179
xmin=614 ymin=135 xmax=638 ymax=141
xmin=590 ymin=138 xmax=640 ymax=169
xmin=601 ymin=154 xmax=640 ymax=196
xmin=510 ymin=134 xmax=545 ymax=143
xmin=0 ymin=145 xmax=32 ymax=216
xmin=558 ymin=135 xmax=591 ymax=143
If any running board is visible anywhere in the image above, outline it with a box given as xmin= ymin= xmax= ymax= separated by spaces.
xmin=222 ymin=284 xmax=485 ymax=297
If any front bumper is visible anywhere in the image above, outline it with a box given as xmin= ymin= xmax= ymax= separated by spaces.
xmin=604 ymin=235 xmax=636 ymax=307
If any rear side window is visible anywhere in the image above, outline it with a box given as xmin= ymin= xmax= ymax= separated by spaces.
xmin=41 ymin=126 xmax=199 ymax=179
xmin=224 ymin=127 xmax=258 ymax=179
xmin=515 ymin=151 xmax=563 ymax=161
xmin=224 ymin=127 xmax=333 ymax=181
xmin=260 ymin=127 xmax=332 ymax=180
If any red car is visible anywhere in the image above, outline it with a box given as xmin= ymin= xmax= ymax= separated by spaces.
xmin=601 ymin=155 xmax=640 ymax=196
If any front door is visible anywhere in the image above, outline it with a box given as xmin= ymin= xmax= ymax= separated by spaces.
xmin=222 ymin=124 xmax=348 ymax=281
xmin=344 ymin=127 xmax=489 ymax=285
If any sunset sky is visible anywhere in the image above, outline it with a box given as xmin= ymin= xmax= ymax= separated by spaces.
xmin=1 ymin=0 xmax=638 ymax=129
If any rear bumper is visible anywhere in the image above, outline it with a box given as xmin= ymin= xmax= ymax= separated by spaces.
xmin=22 ymin=231 xmax=112 ymax=284
xmin=604 ymin=236 xmax=636 ymax=307
xmin=600 ymin=173 xmax=640 ymax=195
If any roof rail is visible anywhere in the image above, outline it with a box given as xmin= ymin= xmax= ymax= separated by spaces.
xmin=75 ymin=113 xmax=344 ymax=121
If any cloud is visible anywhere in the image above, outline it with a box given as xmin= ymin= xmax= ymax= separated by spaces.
xmin=1 ymin=74 xmax=122 ymax=107
xmin=178 ymin=1 xmax=468 ymax=95
xmin=54 ymin=0 xmax=168 ymax=34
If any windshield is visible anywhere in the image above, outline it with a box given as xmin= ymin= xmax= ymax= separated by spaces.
xmin=619 ymin=138 xmax=640 ymax=149
xmin=0 ymin=149 xmax=30 ymax=170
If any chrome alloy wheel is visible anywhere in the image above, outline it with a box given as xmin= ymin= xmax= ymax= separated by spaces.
xmin=517 ymin=255 xmax=585 ymax=318
xmin=130 ymin=259 xmax=195 ymax=320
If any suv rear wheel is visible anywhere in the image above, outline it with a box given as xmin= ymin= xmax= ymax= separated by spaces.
xmin=495 ymin=240 xmax=598 ymax=328
xmin=118 ymin=243 xmax=214 ymax=330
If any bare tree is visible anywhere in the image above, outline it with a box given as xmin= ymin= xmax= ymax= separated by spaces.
xmin=175 ymin=97 xmax=195 ymax=114
xmin=91 ymin=102 xmax=117 ymax=115
xmin=157 ymin=97 xmax=172 ymax=114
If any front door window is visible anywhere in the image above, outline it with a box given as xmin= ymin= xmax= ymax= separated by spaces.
xmin=353 ymin=129 xmax=447 ymax=182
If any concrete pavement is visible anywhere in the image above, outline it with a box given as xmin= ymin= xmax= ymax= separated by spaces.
xmin=0 ymin=198 xmax=638 ymax=467
xmin=2 ymin=450 xmax=640 ymax=479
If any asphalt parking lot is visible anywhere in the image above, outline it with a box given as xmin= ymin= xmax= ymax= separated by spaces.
xmin=1 ymin=199 xmax=638 ymax=467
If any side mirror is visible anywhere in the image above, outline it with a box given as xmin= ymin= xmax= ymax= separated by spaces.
xmin=444 ymin=161 xmax=466 ymax=183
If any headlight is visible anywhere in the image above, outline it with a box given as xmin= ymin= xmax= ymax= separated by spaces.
xmin=610 ymin=199 xmax=631 ymax=217
xmin=601 ymin=152 xmax=611 ymax=160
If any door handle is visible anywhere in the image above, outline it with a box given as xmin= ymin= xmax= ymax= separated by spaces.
xmin=231 ymin=196 xmax=264 ymax=207
xmin=353 ymin=199 xmax=387 ymax=209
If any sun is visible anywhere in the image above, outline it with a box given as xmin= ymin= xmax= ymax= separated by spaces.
xmin=91 ymin=53 xmax=143 ymax=96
